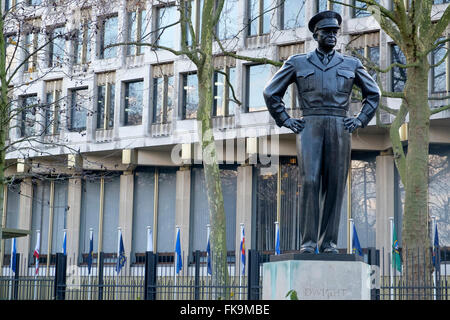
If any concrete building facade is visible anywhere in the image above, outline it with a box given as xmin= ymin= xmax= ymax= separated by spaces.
xmin=1 ymin=0 xmax=450 ymax=274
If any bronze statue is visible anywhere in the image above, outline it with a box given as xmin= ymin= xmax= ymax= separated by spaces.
xmin=263 ymin=11 xmax=380 ymax=254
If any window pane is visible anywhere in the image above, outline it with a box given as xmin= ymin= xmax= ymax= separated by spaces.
xmin=97 ymin=84 xmax=115 ymax=129
xmin=157 ymin=5 xmax=178 ymax=49
xmin=283 ymin=0 xmax=306 ymax=30
xmin=71 ymin=88 xmax=88 ymax=131
xmin=102 ymin=16 xmax=118 ymax=59
xmin=191 ymin=167 xmax=237 ymax=251
xmin=218 ymin=0 xmax=239 ymax=40
xmin=102 ymin=175 xmax=120 ymax=254
xmin=247 ymin=64 xmax=272 ymax=112
xmin=354 ymin=0 xmax=371 ymax=17
xmin=79 ymin=179 xmax=100 ymax=256
xmin=156 ymin=169 xmax=177 ymax=253
xmin=97 ymin=85 xmax=106 ymax=129
xmin=255 ymin=166 xmax=277 ymax=251
xmin=31 ymin=181 xmax=51 ymax=255
xmin=49 ymin=26 xmax=65 ymax=67
xmin=248 ymin=0 xmax=259 ymax=36
xmin=262 ymin=0 xmax=272 ymax=34
xmin=45 ymin=92 xmax=54 ymax=134
xmin=167 ymin=76 xmax=174 ymax=122
xmin=21 ymin=95 xmax=37 ymax=137
xmin=124 ymin=80 xmax=143 ymax=126
xmin=214 ymin=71 xmax=225 ymax=116
xmin=317 ymin=0 xmax=327 ymax=12
xmin=183 ymin=73 xmax=199 ymax=119
xmin=127 ymin=11 xmax=137 ymax=55
xmin=432 ymin=40 xmax=447 ymax=93
xmin=391 ymin=45 xmax=407 ymax=92
xmin=351 ymin=158 xmax=377 ymax=248
xmin=429 ymin=146 xmax=450 ymax=246
xmin=132 ymin=169 xmax=155 ymax=256
xmin=153 ymin=77 xmax=164 ymax=123
xmin=228 ymin=67 xmax=237 ymax=115
xmin=51 ymin=180 xmax=68 ymax=254
xmin=368 ymin=46 xmax=380 ymax=81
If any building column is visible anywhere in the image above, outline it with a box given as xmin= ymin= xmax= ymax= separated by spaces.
xmin=66 ymin=177 xmax=82 ymax=264
xmin=235 ymin=164 xmax=253 ymax=276
xmin=17 ymin=178 xmax=33 ymax=261
xmin=119 ymin=171 xmax=134 ymax=268
xmin=376 ymin=153 xmax=395 ymax=270
xmin=175 ymin=167 xmax=191 ymax=264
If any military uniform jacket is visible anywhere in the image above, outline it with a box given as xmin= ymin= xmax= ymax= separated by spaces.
xmin=263 ymin=50 xmax=381 ymax=128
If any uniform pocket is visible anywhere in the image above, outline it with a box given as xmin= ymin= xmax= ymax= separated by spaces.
xmin=336 ymin=69 xmax=355 ymax=93
xmin=296 ymin=69 xmax=315 ymax=92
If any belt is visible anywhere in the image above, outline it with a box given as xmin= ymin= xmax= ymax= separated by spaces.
xmin=302 ymin=108 xmax=348 ymax=117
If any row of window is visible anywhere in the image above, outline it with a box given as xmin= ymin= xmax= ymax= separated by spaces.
xmin=14 ymin=38 xmax=447 ymax=138
xmin=11 ymin=0 xmax=449 ymax=73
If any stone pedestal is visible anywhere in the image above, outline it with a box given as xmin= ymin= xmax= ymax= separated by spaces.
xmin=263 ymin=254 xmax=371 ymax=300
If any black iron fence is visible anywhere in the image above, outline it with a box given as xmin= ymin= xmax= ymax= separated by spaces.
xmin=2 ymin=248 xmax=449 ymax=300
xmin=0 ymin=249 xmax=263 ymax=300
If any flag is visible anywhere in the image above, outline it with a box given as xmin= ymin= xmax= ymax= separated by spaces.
xmin=315 ymin=245 xmax=319 ymax=254
xmin=10 ymin=238 xmax=17 ymax=274
xmin=87 ymin=231 xmax=93 ymax=275
xmin=206 ymin=227 xmax=211 ymax=275
xmin=62 ymin=230 xmax=67 ymax=255
xmin=116 ymin=231 xmax=126 ymax=274
xmin=33 ymin=231 xmax=40 ymax=275
xmin=433 ymin=223 xmax=440 ymax=269
xmin=146 ymin=226 xmax=153 ymax=252
xmin=175 ymin=228 xmax=183 ymax=274
xmin=240 ymin=225 xmax=245 ymax=276
xmin=352 ymin=224 xmax=363 ymax=256
xmin=275 ymin=222 xmax=280 ymax=255
xmin=392 ymin=225 xmax=402 ymax=273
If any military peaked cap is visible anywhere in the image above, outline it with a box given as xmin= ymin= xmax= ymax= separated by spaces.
xmin=308 ymin=10 xmax=342 ymax=33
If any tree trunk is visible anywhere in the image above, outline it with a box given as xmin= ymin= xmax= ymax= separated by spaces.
xmin=402 ymin=58 xmax=433 ymax=299
xmin=197 ymin=56 xmax=229 ymax=299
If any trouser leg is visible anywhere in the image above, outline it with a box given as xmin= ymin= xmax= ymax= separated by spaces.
xmin=319 ymin=116 xmax=351 ymax=250
xmin=296 ymin=116 xmax=324 ymax=250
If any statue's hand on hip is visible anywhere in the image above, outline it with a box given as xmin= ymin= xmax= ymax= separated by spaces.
xmin=282 ymin=118 xmax=305 ymax=134
xmin=343 ymin=117 xmax=362 ymax=133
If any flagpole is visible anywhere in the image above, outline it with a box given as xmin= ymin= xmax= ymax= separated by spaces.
xmin=34 ymin=230 xmax=40 ymax=300
xmin=349 ymin=218 xmax=354 ymax=254
xmin=88 ymin=228 xmax=93 ymax=301
xmin=274 ymin=221 xmax=279 ymax=255
xmin=389 ymin=217 xmax=394 ymax=300
xmin=9 ymin=238 xmax=14 ymax=300
xmin=174 ymin=225 xmax=180 ymax=300
xmin=432 ymin=216 xmax=437 ymax=300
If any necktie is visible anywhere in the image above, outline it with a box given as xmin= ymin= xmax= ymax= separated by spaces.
xmin=322 ymin=54 xmax=330 ymax=65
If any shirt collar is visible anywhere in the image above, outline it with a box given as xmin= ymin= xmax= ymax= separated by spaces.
xmin=316 ymin=48 xmax=335 ymax=60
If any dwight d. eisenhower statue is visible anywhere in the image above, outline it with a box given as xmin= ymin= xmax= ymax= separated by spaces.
xmin=263 ymin=11 xmax=380 ymax=254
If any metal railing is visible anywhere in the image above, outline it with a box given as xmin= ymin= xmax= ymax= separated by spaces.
xmin=0 ymin=249 xmax=262 ymax=300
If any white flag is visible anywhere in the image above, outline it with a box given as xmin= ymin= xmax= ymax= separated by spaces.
xmin=33 ymin=231 xmax=41 ymax=275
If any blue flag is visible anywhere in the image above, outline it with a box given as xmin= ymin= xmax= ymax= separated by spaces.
xmin=175 ymin=228 xmax=183 ymax=274
xmin=240 ymin=226 xmax=245 ymax=276
xmin=62 ymin=230 xmax=67 ymax=255
xmin=87 ymin=232 xmax=93 ymax=275
xmin=433 ymin=223 xmax=440 ymax=269
xmin=116 ymin=232 xmax=126 ymax=274
xmin=352 ymin=224 xmax=363 ymax=256
xmin=275 ymin=223 xmax=280 ymax=255
xmin=206 ymin=232 xmax=211 ymax=275
xmin=11 ymin=238 xmax=17 ymax=274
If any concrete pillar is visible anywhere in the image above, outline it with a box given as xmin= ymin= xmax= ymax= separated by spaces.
xmin=119 ymin=171 xmax=134 ymax=268
xmin=175 ymin=167 xmax=191 ymax=262
xmin=375 ymin=153 xmax=395 ymax=270
xmin=66 ymin=177 xmax=82 ymax=264
xmin=17 ymin=178 xmax=33 ymax=261
xmin=235 ymin=164 xmax=253 ymax=275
